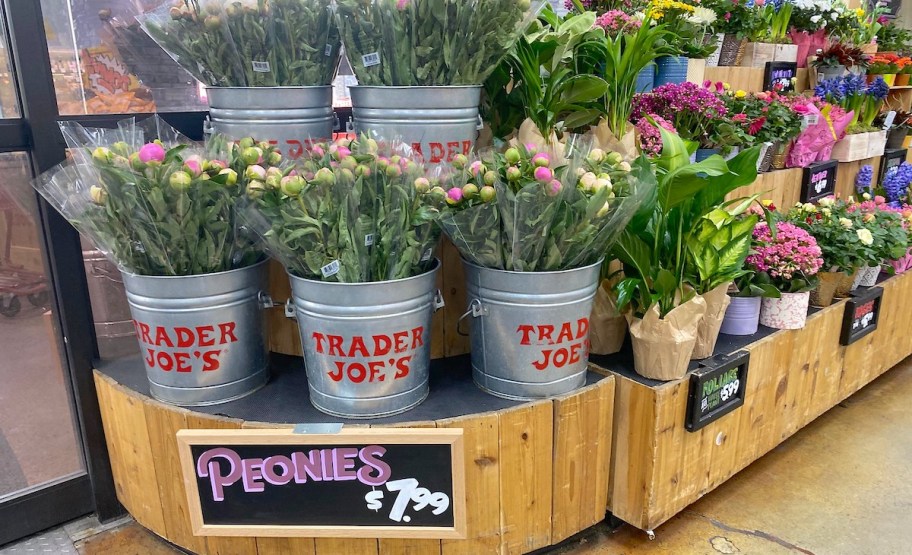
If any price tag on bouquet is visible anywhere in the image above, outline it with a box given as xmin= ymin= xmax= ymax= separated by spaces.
xmin=177 ymin=428 xmax=466 ymax=539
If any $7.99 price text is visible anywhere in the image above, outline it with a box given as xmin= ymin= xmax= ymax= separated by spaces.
xmin=364 ymin=478 xmax=449 ymax=523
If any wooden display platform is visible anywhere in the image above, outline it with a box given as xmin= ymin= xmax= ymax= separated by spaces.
xmin=600 ymin=270 xmax=912 ymax=532
xmin=704 ymin=67 xmax=809 ymax=94
xmin=93 ymin=357 xmax=615 ymax=555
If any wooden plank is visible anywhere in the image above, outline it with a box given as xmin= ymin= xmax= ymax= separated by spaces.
xmin=497 ymin=401 xmax=553 ymax=554
xmin=93 ymin=373 xmax=133 ymax=515
xmin=703 ymin=67 xmax=809 ymax=94
xmin=100 ymin=378 xmax=167 ymax=534
xmin=836 ymin=157 xmax=880 ymax=200
xmin=266 ymin=258 xmax=302 ymax=356
xmin=439 ymin=413 xmax=501 ymax=555
xmin=727 ymin=167 xmax=803 ymax=211
xmin=440 ymin=238 xmax=470 ymax=358
xmin=142 ymin=398 xmax=205 ymax=554
xmin=314 ymin=538 xmax=379 ymax=555
xmin=256 ymin=537 xmax=316 ymax=555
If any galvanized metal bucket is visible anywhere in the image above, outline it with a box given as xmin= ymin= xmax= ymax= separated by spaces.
xmin=286 ymin=261 xmax=444 ymax=418
xmin=206 ymin=86 xmax=334 ymax=159
xmin=350 ymin=86 xmax=481 ymax=164
xmin=462 ymin=260 xmax=602 ymax=400
xmin=121 ymin=260 xmax=270 ymax=406
xmin=82 ymin=249 xmax=138 ymax=359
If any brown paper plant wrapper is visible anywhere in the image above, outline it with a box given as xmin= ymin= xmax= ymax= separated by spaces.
xmin=508 ymin=118 xmax=567 ymax=161
xmin=587 ymin=120 xmax=638 ymax=162
xmin=810 ymin=270 xmax=841 ymax=307
xmin=835 ymin=268 xmax=858 ymax=297
xmin=691 ymin=281 xmax=732 ymax=360
xmin=507 ymin=118 xmax=638 ymax=163
xmin=627 ymin=294 xmax=707 ymax=381
xmin=589 ymin=279 xmax=628 ymax=355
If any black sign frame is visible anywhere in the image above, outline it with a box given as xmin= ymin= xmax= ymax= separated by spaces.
xmin=840 ymin=286 xmax=884 ymax=345
xmin=879 ymin=148 xmax=907 ymax=188
xmin=177 ymin=428 xmax=466 ymax=539
xmin=764 ymin=61 xmax=798 ymax=92
xmin=801 ymin=160 xmax=838 ymax=203
xmin=685 ymin=350 xmax=750 ymax=432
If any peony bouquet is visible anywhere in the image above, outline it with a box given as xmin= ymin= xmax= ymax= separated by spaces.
xmin=241 ymin=136 xmax=441 ymax=282
xmin=33 ymin=117 xmax=280 ymax=276
xmin=139 ymin=0 xmax=340 ymax=87
xmin=435 ymin=142 xmax=652 ymax=272
xmin=334 ymin=0 xmax=543 ymax=86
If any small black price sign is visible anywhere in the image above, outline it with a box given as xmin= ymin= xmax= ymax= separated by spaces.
xmin=685 ymin=350 xmax=750 ymax=432
xmin=801 ymin=160 xmax=838 ymax=203
xmin=764 ymin=61 xmax=798 ymax=93
xmin=840 ymin=286 xmax=883 ymax=345
xmin=879 ymin=148 xmax=907 ymax=188
xmin=178 ymin=428 xmax=466 ymax=539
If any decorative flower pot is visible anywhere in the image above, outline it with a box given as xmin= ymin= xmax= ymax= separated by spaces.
xmin=654 ymin=56 xmax=704 ymax=86
xmin=636 ymin=65 xmax=655 ymax=93
xmin=725 ymin=146 xmax=741 ymax=161
xmin=692 ymin=148 xmax=720 ymax=163
xmin=884 ymin=74 xmax=898 ymax=86
xmin=838 ymin=268 xmax=859 ymax=296
xmin=896 ymin=73 xmax=911 ymax=86
xmin=887 ymin=127 xmax=908 ymax=149
xmin=628 ymin=295 xmax=707 ymax=381
xmin=741 ymin=42 xmax=776 ymax=68
xmin=757 ymin=142 xmax=775 ymax=173
xmin=860 ymin=43 xmax=878 ymax=55
xmin=705 ymin=33 xmax=725 ymax=67
xmin=760 ymin=291 xmax=810 ymax=330
xmin=904 ymin=135 xmax=912 ymax=149
xmin=692 ymin=282 xmax=732 ymax=359
xmin=718 ymin=34 xmax=743 ymax=66
xmin=588 ymin=279 xmax=627 ymax=356
xmin=773 ymin=43 xmax=799 ymax=63
xmin=833 ymin=131 xmax=885 ymax=162
xmin=889 ymin=248 xmax=912 ymax=274
xmin=809 ymin=271 xmax=841 ymax=307
xmin=816 ymin=65 xmax=846 ymax=83
xmin=720 ymin=296 xmax=762 ymax=336
xmin=866 ymin=130 xmax=888 ymax=158
xmin=771 ymin=141 xmax=789 ymax=169
xmin=463 ymin=260 xmax=601 ymax=400
xmin=853 ymin=263 xmax=881 ymax=288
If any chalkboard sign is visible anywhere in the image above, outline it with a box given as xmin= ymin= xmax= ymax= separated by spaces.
xmin=685 ymin=350 xmax=750 ymax=432
xmin=764 ymin=61 xmax=798 ymax=92
xmin=177 ymin=428 xmax=466 ymax=539
xmin=840 ymin=286 xmax=883 ymax=345
xmin=801 ymin=160 xmax=838 ymax=203
xmin=879 ymin=149 xmax=907 ymax=188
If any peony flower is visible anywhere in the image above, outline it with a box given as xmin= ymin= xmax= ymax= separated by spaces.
xmin=138 ymin=142 xmax=165 ymax=164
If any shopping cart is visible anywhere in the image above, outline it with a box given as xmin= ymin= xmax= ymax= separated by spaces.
xmin=0 ymin=188 xmax=50 ymax=318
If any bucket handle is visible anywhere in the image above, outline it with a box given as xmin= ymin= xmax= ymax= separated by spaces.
xmin=202 ymin=117 xmax=214 ymax=136
xmin=456 ymin=298 xmax=485 ymax=336
xmin=259 ymin=292 xmax=286 ymax=310
xmin=89 ymin=263 xmax=123 ymax=284
xmin=433 ymin=289 xmax=445 ymax=312
xmin=284 ymin=299 xmax=296 ymax=320
xmin=476 ymin=115 xmax=484 ymax=131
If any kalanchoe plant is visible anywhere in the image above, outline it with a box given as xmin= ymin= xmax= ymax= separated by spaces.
xmin=242 ymin=136 xmax=441 ymax=282
xmin=34 ymin=117 xmax=274 ymax=276
xmin=139 ymin=0 xmax=341 ymax=87
xmin=745 ymin=221 xmax=823 ymax=293
xmin=335 ymin=0 xmax=543 ymax=86
xmin=436 ymin=143 xmax=652 ymax=272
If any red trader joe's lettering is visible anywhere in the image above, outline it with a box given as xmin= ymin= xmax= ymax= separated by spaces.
xmin=516 ymin=319 xmax=590 ymax=371
xmin=312 ymin=327 xmax=424 ymax=383
xmin=133 ymin=320 xmax=237 ymax=373
xmin=409 ymin=140 xmax=472 ymax=163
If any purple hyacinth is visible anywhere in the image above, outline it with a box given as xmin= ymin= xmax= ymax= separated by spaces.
xmin=867 ymin=76 xmax=890 ymax=101
xmin=883 ymin=161 xmax=912 ymax=203
xmin=814 ymin=77 xmax=847 ymax=102
xmin=855 ymin=164 xmax=874 ymax=193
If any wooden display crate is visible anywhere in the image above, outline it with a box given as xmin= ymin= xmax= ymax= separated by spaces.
xmin=703 ymin=67 xmax=809 ymax=93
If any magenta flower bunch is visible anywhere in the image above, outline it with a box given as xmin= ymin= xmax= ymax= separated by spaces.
xmin=746 ymin=222 xmax=823 ymax=292
xmin=634 ymin=114 xmax=677 ymax=155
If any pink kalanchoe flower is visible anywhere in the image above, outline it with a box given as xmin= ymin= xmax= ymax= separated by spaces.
xmin=534 ymin=166 xmax=553 ymax=182
xmin=138 ymin=142 xmax=165 ymax=164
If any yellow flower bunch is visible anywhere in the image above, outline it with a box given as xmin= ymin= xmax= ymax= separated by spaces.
xmin=647 ymin=0 xmax=695 ymax=20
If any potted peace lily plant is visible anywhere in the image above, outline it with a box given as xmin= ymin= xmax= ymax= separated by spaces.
xmin=139 ymin=0 xmax=342 ymax=151
xmin=335 ymin=0 xmax=542 ymax=162
xmin=34 ymin=117 xmax=283 ymax=406
xmin=614 ymin=126 xmax=761 ymax=380
xmin=749 ymin=220 xmax=823 ymax=330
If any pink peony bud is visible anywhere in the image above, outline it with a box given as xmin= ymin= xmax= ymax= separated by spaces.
xmin=469 ymin=161 xmax=486 ymax=176
xmin=532 ymin=153 xmax=550 ymax=167
xmin=245 ymin=165 xmax=266 ymax=181
xmin=504 ymin=148 xmax=521 ymax=164
xmin=462 ymin=183 xmax=479 ymax=199
xmin=524 ymin=143 xmax=538 ymax=154
xmin=547 ymin=179 xmax=562 ymax=196
xmin=446 ymin=187 xmax=464 ymax=204
xmin=184 ymin=158 xmax=202 ymax=176
xmin=534 ymin=166 xmax=553 ymax=183
xmin=479 ymin=185 xmax=496 ymax=202
xmin=311 ymin=145 xmax=325 ymax=158
xmin=138 ymin=142 xmax=165 ymax=164
xmin=506 ymin=166 xmax=522 ymax=182
xmin=414 ymin=177 xmax=430 ymax=193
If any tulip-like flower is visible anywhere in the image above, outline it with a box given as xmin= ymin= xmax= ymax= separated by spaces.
xmin=138 ymin=142 xmax=166 ymax=164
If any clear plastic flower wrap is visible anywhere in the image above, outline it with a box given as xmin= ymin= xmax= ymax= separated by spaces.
xmin=138 ymin=0 xmax=341 ymax=87
xmin=334 ymin=0 xmax=544 ymax=86
xmin=240 ymin=136 xmax=441 ymax=282
xmin=32 ymin=116 xmax=285 ymax=276
xmin=435 ymin=141 xmax=654 ymax=272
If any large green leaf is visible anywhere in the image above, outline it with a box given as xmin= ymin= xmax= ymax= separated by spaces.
xmin=558 ymin=75 xmax=609 ymax=105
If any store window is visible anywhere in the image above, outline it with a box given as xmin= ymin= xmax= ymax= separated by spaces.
xmin=41 ymin=0 xmax=206 ymax=115
xmin=0 ymin=19 xmax=20 ymax=118
xmin=0 ymin=152 xmax=84 ymax=500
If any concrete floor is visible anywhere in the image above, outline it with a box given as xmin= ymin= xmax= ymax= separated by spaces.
xmin=5 ymin=357 xmax=912 ymax=554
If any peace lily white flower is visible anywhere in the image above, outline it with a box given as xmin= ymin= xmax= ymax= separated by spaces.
xmin=857 ymin=228 xmax=874 ymax=245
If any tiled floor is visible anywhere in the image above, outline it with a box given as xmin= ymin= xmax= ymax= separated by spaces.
xmin=4 ymin=359 xmax=912 ymax=554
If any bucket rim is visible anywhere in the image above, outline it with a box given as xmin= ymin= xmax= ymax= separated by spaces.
xmin=206 ymin=85 xmax=333 ymax=92
xmin=350 ymin=85 xmax=483 ymax=92
xmin=287 ymin=259 xmax=440 ymax=287
xmin=118 ymin=256 xmax=269 ymax=281
xmin=461 ymin=257 xmax=604 ymax=277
